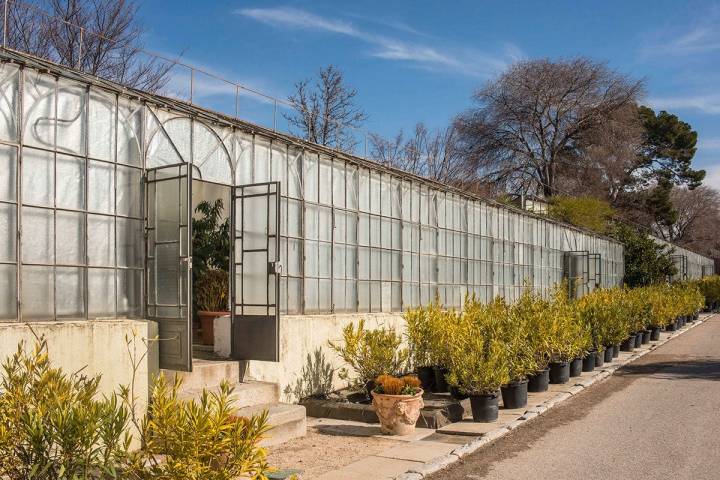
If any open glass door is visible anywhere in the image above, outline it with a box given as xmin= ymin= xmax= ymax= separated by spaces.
xmin=231 ymin=182 xmax=281 ymax=362
xmin=563 ymin=251 xmax=589 ymax=299
xmin=145 ymin=163 xmax=192 ymax=371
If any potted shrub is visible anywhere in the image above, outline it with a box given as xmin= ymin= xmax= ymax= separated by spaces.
xmin=195 ymin=269 xmax=230 ymax=346
xmin=522 ymin=292 xmax=554 ymax=393
xmin=371 ymin=375 xmax=424 ymax=435
xmin=445 ymin=300 xmax=509 ymax=422
xmin=329 ymin=320 xmax=409 ymax=397
xmin=404 ymin=305 xmax=436 ymax=391
xmin=546 ymin=287 xmax=586 ymax=383
xmin=501 ymin=294 xmax=540 ymax=406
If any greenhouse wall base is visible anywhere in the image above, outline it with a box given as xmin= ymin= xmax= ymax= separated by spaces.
xmin=214 ymin=313 xmax=406 ymax=401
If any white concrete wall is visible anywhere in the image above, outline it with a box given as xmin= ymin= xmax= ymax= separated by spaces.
xmin=215 ymin=313 xmax=407 ymax=402
xmin=0 ymin=319 xmax=159 ymax=445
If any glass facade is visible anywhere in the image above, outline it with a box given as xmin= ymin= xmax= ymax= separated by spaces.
xmin=0 ymin=56 xmax=713 ymax=322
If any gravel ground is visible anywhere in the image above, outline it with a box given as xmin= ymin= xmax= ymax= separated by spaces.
xmin=267 ymin=420 xmax=397 ymax=478
xmin=428 ymin=315 xmax=720 ymax=480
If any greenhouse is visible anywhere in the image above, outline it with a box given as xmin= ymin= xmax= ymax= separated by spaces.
xmin=0 ymin=49 xmax=713 ymax=387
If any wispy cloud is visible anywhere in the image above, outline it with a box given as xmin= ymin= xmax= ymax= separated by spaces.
xmin=640 ymin=6 xmax=720 ymax=58
xmin=699 ymin=137 xmax=720 ymax=152
xmin=648 ymin=93 xmax=720 ymax=115
xmin=235 ymin=6 xmax=520 ymax=78
xmin=703 ymin=165 xmax=720 ymax=191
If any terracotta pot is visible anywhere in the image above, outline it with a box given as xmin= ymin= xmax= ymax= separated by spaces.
xmin=371 ymin=389 xmax=424 ymax=435
xmin=198 ymin=310 xmax=229 ymax=346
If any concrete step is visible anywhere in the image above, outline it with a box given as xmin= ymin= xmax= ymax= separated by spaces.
xmin=177 ymin=380 xmax=280 ymax=408
xmin=236 ymin=402 xmax=307 ymax=447
xmin=161 ymin=358 xmax=240 ymax=391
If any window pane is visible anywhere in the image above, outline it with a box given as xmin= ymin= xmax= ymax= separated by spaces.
xmin=56 ymin=267 xmax=84 ymax=318
xmin=116 ymin=165 xmax=141 ymax=217
xmin=88 ymin=268 xmax=115 ymax=317
xmin=22 ymin=207 xmax=53 ymax=264
xmin=88 ymin=88 xmax=116 ymax=161
xmin=0 ymin=203 xmax=16 ymax=262
xmin=88 ymin=160 xmax=114 ymax=213
xmin=0 ymin=64 xmax=19 ymax=142
xmin=117 ymin=218 xmax=143 ymax=268
xmin=0 ymin=263 xmax=16 ymax=320
xmin=117 ymin=99 xmax=142 ymax=166
xmin=87 ymin=214 xmax=114 ymax=266
xmin=56 ymin=211 xmax=85 ymax=265
xmin=21 ymin=265 xmax=54 ymax=320
xmin=0 ymin=144 xmax=17 ymax=201
xmin=22 ymin=148 xmax=54 ymax=206
xmin=118 ymin=269 xmax=142 ymax=318
xmin=56 ymin=81 xmax=87 ymax=155
xmin=56 ymin=154 xmax=85 ymax=210
xmin=23 ymin=72 xmax=55 ymax=148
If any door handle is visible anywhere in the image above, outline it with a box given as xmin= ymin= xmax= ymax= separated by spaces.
xmin=268 ymin=261 xmax=282 ymax=274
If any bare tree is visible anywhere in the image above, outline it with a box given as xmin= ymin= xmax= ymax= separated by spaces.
xmin=652 ymin=186 xmax=720 ymax=248
xmin=369 ymin=122 xmax=474 ymax=185
xmin=455 ymin=57 xmax=644 ymax=197
xmin=285 ymin=65 xmax=367 ymax=152
xmin=4 ymin=0 xmax=172 ymax=91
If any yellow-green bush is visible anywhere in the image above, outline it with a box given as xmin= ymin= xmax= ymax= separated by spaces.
xmin=329 ymin=319 xmax=409 ymax=385
xmin=696 ymin=275 xmax=720 ymax=309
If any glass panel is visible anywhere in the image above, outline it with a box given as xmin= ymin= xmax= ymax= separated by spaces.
xmin=88 ymin=160 xmax=114 ymax=214
xmin=55 ymin=211 xmax=84 ymax=265
xmin=319 ymin=155 xmax=332 ymax=205
xmin=56 ymin=267 xmax=84 ymax=318
xmin=56 ymin=154 xmax=85 ymax=210
xmin=56 ymin=80 xmax=87 ymax=155
xmin=0 ymin=203 xmax=16 ymax=262
xmin=243 ymin=251 xmax=267 ymax=304
xmin=0 ymin=144 xmax=17 ymax=202
xmin=88 ymin=88 xmax=116 ymax=161
xmin=22 ymin=147 xmax=54 ymax=207
xmin=87 ymin=214 xmax=114 ymax=266
xmin=155 ymin=242 xmax=179 ymax=305
xmin=303 ymin=152 xmax=318 ymax=202
xmin=116 ymin=165 xmax=142 ymax=217
xmin=117 ymin=269 xmax=142 ymax=318
xmin=155 ymin=175 xmax=180 ymax=242
xmin=21 ymin=265 xmax=54 ymax=320
xmin=244 ymin=194 xmax=267 ymax=250
xmin=21 ymin=207 xmax=53 ymax=264
xmin=88 ymin=268 xmax=115 ymax=317
xmin=0 ymin=64 xmax=19 ymax=142
xmin=253 ymin=136 xmax=270 ymax=183
xmin=117 ymin=217 xmax=143 ymax=268
xmin=117 ymin=99 xmax=142 ymax=166
xmin=193 ymin=122 xmax=232 ymax=184
xmin=0 ymin=264 xmax=16 ymax=320
xmin=23 ymin=72 xmax=55 ymax=149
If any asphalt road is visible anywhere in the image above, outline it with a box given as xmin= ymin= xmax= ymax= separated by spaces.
xmin=429 ymin=315 xmax=720 ymax=480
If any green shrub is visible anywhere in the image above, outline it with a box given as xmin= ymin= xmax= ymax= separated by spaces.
xmin=195 ymin=268 xmax=230 ymax=312
xmin=697 ymin=275 xmax=720 ymax=308
xmin=0 ymin=339 xmax=131 ymax=480
xmin=126 ymin=376 xmax=272 ymax=480
xmin=404 ymin=303 xmax=437 ymax=368
xmin=547 ymin=286 xmax=590 ymax=362
xmin=329 ymin=320 xmax=409 ymax=386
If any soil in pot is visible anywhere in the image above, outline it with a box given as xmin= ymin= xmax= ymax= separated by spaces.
xmin=417 ymin=366 xmax=435 ymax=392
xmin=634 ymin=332 xmax=643 ymax=348
xmin=603 ymin=345 xmax=615 ymax=363
xmin=549 ymin=361 xmax=570 ymax=384
xmin=469 ymin=392 xmax=499 ymax=422
xmin=650 ymin=326 xmax=661 ymax=341
xmin=641 ymin=330 xmax=651 ymax=344
xmin=500 ymin=379 xmax=528 ymax=409
xmin=528 ymin=369 xmax=549 ymax=393
xmin=569 ymin=358 xmax=583 ymax=377
xmin=371 ymin=390 xmax=424 ymax=435
xmin=613 ymin=344 xmax=620 ymax=358
xmin=433 ymin=366 xmax=449 ymax=393
xmin=594 ymin=350 xmax=604 ymax=368
xmin=582 ymin=351 xmax=596 ymax=372
xmin=620 ymin=335 xmax=636 ymax=351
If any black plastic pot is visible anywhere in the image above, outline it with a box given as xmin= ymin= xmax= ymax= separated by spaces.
xmin=364 ymin=380 xmax=376 ymax=398
xmin=650 ymin=326 xmax=661 ymax=341
xmin=501 ymin=379 xmax=528 ymax=409
xmin=641 ymin=330 xmax=651 ymax=344
xmin=469 ymin=392 xmax=499 ymax=422
xmin=634 ymin=333 xmax=643 ymax=348
xmin=594 ymin=350 xmax=605 ymax=367
xmin=570 ymin=358 xmax=583 ymax=377
xmin=450 ymin=385 xmax=469 ymax=401
xmin=666 ymin=322 xmax=677 ymax=332
xmin=694 ymin=312 xmax=699 ymax=321
xmin=417 ymin=366 xmax=435 ymax=392
xmin=613 ymin=344 xmax=620 ymax=358
xmin=528 ymin=369 xmax=550 ymax=393
xmin=433 ymin=366 xmax=449 ymax=393
xmin=620 ymin=334 xmax=636 ymax=351
xmin=582 ymin=351 xmax=596 ymax=372
xmin=549 ymin=361 xmax=570 ymax=384
xmin=604 ymin=346 xmax=614 ymax=363
xmin=687 ymin=314 xmax=695 ymax=323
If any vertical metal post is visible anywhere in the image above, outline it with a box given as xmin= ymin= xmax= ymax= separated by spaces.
xmin=235 ymin=85 xmax=239 ymax=118
xmin=77 ymin=27 xmax=83 ymax=70
xmin=273 ymin=100 xmax=277 ymax=131
xmin=189 ymin=68 xmax=194 ymax=104
xmin=3 ymin=0 xmax=8 ymax=48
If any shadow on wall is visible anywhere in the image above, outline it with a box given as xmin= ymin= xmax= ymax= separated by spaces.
xmin=619 ymin=359 xmax=720 ymax=382
xmin=283 ymin=348 xmax=335 ymax=402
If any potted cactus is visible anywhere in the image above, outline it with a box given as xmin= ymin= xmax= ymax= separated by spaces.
xmin=371 ymin=375 xmax=424 ymax=435
xmin=195 ymin=269 xmax=230 ymax=346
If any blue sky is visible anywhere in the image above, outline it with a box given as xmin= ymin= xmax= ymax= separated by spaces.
xmin=138 ymin=0 xmax=720 ymax=188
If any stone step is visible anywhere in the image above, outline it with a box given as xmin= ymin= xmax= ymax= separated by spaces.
xmin=161 ymin=358 xmax=240 ymax=391
xmin=177 ymin=380 xmax=280 ymax=408
xmin=236 ymin=402 xmax=307 ymax=447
